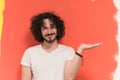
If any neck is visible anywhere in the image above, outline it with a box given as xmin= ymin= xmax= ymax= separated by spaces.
xmin=41 ymin=40 xmax=59 ymax=51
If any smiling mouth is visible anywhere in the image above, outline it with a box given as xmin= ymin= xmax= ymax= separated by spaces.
xmin=47 ymin=35 xmax=53 ymax=38
xmin=45 ymin=33 xmax=55 ymax=37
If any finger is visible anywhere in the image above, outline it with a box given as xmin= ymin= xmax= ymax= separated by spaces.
xmin=92 ymin=43 xmax=103 ymax=47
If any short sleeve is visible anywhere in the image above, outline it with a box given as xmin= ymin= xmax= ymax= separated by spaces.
xmin=65 ymin=47 xmax=75 ymax=60
xmin=21 ymin=49 xmax=31 ymax=67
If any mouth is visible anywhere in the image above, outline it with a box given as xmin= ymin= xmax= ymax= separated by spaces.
xmin=45 ymin=33 xmax=55 ymax=37
xmin=43 ymin=33 xmax=56 ymax=43
xmin=47 ymin=35 xmax=53 ymax=39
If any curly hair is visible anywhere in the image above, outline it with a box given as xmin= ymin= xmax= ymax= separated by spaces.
xmin=30 ymin=12 xmax=65 ymax=42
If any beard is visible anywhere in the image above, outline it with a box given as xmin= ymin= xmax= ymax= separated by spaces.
xmin=44 ymin=37 xmax=56 ymax=43
xmin=43 ymin=33 xmax=57 ymax=43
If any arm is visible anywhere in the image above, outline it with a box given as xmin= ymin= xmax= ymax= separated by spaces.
xmin=21 ymin=65 xmax=32 ymax=80
xmin=64 ymin=43 xmax=102 ymax=80
xmin=64 ymin=54 xmax=82 ymax=80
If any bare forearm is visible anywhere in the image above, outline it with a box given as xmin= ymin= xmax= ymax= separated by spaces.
xmin=65 ymin=52 xmax=83 ymax=80
xmin=21 ymin=66 xmax=32 ymax=80
xmin=65 ymin=43 xmax=102 ymax=80
xmin=70 ymin=55 xmax=82 ymax=75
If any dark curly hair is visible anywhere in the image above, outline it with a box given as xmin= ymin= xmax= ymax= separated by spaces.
xmin=30 ymin=12 xmax=65 ymax=42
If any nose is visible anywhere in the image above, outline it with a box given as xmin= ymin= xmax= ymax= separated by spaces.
xmin=47 ymin=28 xmax=52 ymax=34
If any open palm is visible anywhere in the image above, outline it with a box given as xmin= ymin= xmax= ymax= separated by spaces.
xmin=77 ymin=43 xmax=103 ymax=54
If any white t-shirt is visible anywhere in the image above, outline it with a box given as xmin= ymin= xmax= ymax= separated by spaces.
xmin=21 ymin=44 xmax=75 ymax=80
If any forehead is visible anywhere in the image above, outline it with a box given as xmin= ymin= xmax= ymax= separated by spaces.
xmin=43 ymin=19 xmax=54 ymax=24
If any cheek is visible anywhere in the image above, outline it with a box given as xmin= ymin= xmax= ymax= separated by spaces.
xmin=41 ymin=31 xmax=46 ymax=36
xmin=53 ymin=29 xmax=57 ymax=33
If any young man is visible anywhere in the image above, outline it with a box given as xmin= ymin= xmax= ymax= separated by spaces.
xmin=21 ymin=12 xmax=102 ymax=80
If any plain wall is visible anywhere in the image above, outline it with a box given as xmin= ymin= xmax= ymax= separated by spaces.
xmin=0 ymin=0 xmax=117 ymax=80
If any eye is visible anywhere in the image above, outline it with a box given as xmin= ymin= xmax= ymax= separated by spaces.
xmin=51 ymin=26 xmax=56 ymax=29
xmin=42 ymin=26 xmax=48 ymax=30
xmin=50 ymin=24 xmax=56 ymax=29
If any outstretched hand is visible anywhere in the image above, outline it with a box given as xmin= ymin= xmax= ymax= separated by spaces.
xmin=77 ymin=43 xmax=103 ymax=54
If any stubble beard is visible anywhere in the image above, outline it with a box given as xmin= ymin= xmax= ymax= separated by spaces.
xmin=43 ymin=33 xmax=57 ymax=43
xmin=44 ymin=37 xmax=56 ymax=43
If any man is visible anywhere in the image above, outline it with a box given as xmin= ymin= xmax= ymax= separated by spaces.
xmin=21 ymin=12 xmax=102 ymax=80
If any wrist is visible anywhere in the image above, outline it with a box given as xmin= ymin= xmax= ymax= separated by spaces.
xmin=75 ymin=52 xmax=83 ymax=58
xmin=75 ymin=52 xmax=84 ymax=65
xmin=77 ymin=48 xmax=83 ymax=54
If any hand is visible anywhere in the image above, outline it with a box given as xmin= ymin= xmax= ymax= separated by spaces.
xmin=77 ymin=43 xmax=103 ymax=54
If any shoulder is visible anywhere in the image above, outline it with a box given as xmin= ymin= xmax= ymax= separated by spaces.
xmin=24 ymin=44 xmax=41 ymax=54
xmin=59 ymin=44 xmax=75 ymax=52
xmin=60 ymin=44 xmax=75 ymax=60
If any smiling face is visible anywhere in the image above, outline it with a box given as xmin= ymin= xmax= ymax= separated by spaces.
xmin=41 ymin=19 xmax=57 ymax=43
